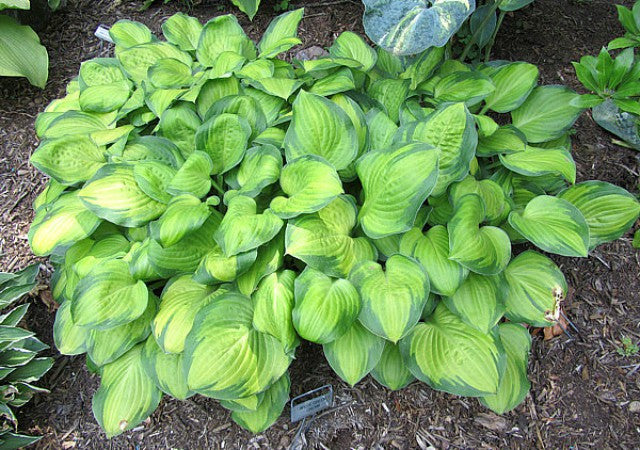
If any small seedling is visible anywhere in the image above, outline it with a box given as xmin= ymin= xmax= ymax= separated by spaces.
xmin=617 ymin=336 xmax=639 ymax=356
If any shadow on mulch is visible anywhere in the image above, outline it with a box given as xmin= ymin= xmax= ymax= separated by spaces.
xmin=0 ymin=0 xmax=639 ymax=448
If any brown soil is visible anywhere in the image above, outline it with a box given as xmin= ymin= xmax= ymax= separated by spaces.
xmin=1 ymin=0 xmax=640 ymax=448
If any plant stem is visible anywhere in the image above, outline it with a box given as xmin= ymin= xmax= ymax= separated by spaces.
xmin=459 ymin=0 xmax=501 ymax=62
xmin=484 ymin=10 xmax=506 ymax=63
xmin=211 ymin=177 xmax=225 ymax=197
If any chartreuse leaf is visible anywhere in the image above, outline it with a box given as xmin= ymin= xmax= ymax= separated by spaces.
xmin=167 ymin=151 xmax=213 ymax=198
xmin=29 ymin=192 xmax=102 ymax=256
xmin=323 ymin=321 xmax=385 ymax=386
xmin=152 ymin=276 xmax=217 ymax=354
xmin=511 ymin=86 xmax=583 ymax=143
xmin=270 ymin=155 xmax=344 ymax=219
xmin=500 ymin=147 xmax=576 ymax=184
xmin=503 ymin=251 xmax=567 ymax=327
xmin=117 ymin=42 xmax=192 ymax=83
xmin=196 ymin=15 xmax=256 ymax=67
xmin=371 ymin=342 xmax=415 ymax=390
xmin=142 ymin=336 xmax=192 ymax=400
xmin=31 ymin=135 xmax=106 ymax=185
xmin=286 ymin=196 xmax=377 ymax=278
xmin=92 ymin=344 xmax=161 ymax=438
xmin=443 ymin=273 xmax=504 ymax=335
xmin=196 ymin=78 xmax=240 ymax=118
xmin=194 ymin=244 xmax=256 ymax=285
xmin=449 ymin=177 xmax=510 ymax=225
xmin=53 ymin=300 xmax=90 ymax=356
xmin=247 ymin=78 xmax=303 ymax=101
xmin=558 ymin=181 xmax=640 ymax=249
xmin=195 ymin=113 xmax=251 ymax=175
xmin=349 ymin=255 xmax=429 ymax=343
xmin=149 ymin=195 xmax=211 ymax=247
xmin=205 ymin=95 xmax=267 ymax=140
xmin=237 ymin=233 xmax=285 ymax=296
xmin=230 ymin=0 xmax=260 ymax=20
xmin=357 ymin=143 xmax=439 ymax=239
xmin=258 ymin=8 xmax=304 ymax=58
xmin=508 ymin=195 xmax=590 ymax=257
xmin=292 ymin=267 xmax=361 ymax=344
xmin=215 ymin=196 xmax=283 ymax=257
xmin=400 ymin=303 xmax=505 ymax=397
xmin=309 ymin=68 xmax=356 ymax=97
xmin=109 ymin=20 xmax=154 ymax=49
xmin=284 ymin=90 xmax=358 ymax=170
xmin=148 ymin=58 xmax=193 ymax=89
xmin=448 ymin=194 xmax=511 ymax=275
xmin=71 ymin=259 xmax=149 ymax=330
xmin=476 ymin=125 xmax=526 ymax=157
xmin=79 ymin=80 xmax=131 ymax=113
xmin=225 ymin=145 xmax=282 ymax=199
xmin=368 ymin=78 xmax=409 ymax=123
xmin=252 ymin=271 xmax=298 ymax=354
xmin=434 ymin=71 xmax=495 ymax=104
xmin=366 ymin=108 xmax=398 ymax=150
xmin=162 ymin=13 xmax=203 ymax=52
xmin=132 ymin=161 xmax=176 ymax=204
xmin=183 ymin=292 xmax=290 ymax=400
xmin=329 ymin=31 xmax=377 ymax=72
xmin=399 ymin=226 xmax=468 ymax=297
xmin=483 ymin=62 xmax=538 ymax=113
xmin=480 ymin=323 xmax=531 ymax=414
xmin=0 ymin=15 xmax=49 ymax=88
xmin=79 ymin=164 xmax=167 ymax=227
xmin=402 ymin=102 xmax=477 ymax=196
xmin=231 ymin=373 xmax=290 ymax=433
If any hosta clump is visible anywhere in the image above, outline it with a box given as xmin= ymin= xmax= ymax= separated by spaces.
xmin=29 ymin=9 xmax=640 ymax=436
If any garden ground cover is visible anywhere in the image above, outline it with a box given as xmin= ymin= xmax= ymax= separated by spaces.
xmin=0 ymin=0 xmax=639 ymax=447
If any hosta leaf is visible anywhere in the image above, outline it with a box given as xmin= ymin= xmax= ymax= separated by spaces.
xmin=399 ymin=226 xmax=468 ymax=297
xmin=483 ymin=62 xmax=539 ymax=113
xmin=141 ymin=336 xmax=192 ymax=400
xmin=119 ymin=136 xmax=183 ymax=169
xmin=194 ymin=245 xmax=257 ymax=285
xmin=231 ymin=374 xmax=289 ymax=433
xmin=448 ymin=194 xmax=511 ymax=275
xmin=31 ymin=135 xmax=106 ymax=185
xmin=434 ymin=71 xmax=495 ymax=104
xmin=230 ymin=0 xmax=260 ymax=19
xmin=248 ymin=77 xmax=302 ymax=101
xmin=511 ymin=86 xmax=583 ymax=143
xmin=480 ymin=323 xmax=531 ymax=414
xmin=357 ymin=142 xmax=439 ymax=239
xmin=196 ymin=15 xmax=256 ymax=67
xmin=117 ymin=42 xmax=191 ymax=83
xmin=205 ymin=95 xmax=267 ymax=141
xmin=53 ymin=300 xmax=90 ymax=356
xmin=371 ymin=342 xmax=415 ymax=390
xmin=225 ymin=145 xmax=282 ymax=199
xmin=236 ymin=59 xmax=274 ymax=81
xmin=503 ymin=250 xmax=567 ymax=327
xmin=323 ymin=321 xmax=385 ymax=386
xmin=149 ymin=195 xmax=211 ymax=247
xmin=499 ymin=147 xmax=576 ymax=184
xmin=309 ymin=68 xmax=356 ymax=97
xmin=252 ymin=271 xmax=298 ymax=354
xmin=270 ymin=155 xmax=344 ymax=219
xmin=29 ymin=192 xmax=102 ymax=256
xmin=332 ymin=93 xmax=370 ymax=159
xmin=449 ymin=177 xmax=510 ymax=225
xmin=0 ymin=15 xmax=48 ymax=88
xmin=400 ymin=303 xmax=504 ymax=397
xmin=183 ymin=292 xmax=289 ymax=399
xmin=284 ymin=90 xmax=358 ymax=170
xmin=71 ymin=259 xmax=149 ymax=330
xmin=237 ymin=233 xmax=285 ymax=296
xmin=508 ymin=195 xmax=590 ymax=257
xmin=167 ymin=151 xmax=213 ymax=198
xmin=367 ymin=78 xmax=410 ymax=123
xmin=132 ymin=161 xmax=176 ymax=204
xmin=162 ymin=13 xmax=202 ymax=52
xmin=257 ymin=9 xmax=303 ymax=58
xmin=349 ymin=255 xmax=430 ymax=343
xmin=476 ymin=125 xmax=527 ymax=157
xmin=329 ymin=31 xmax=377 ymax=72
xmin=79 ymin=81 xmax=131 ymax=113
xmin=558 ymin=181 xmax=640 ymax=249
xmin=110 ymin=20 xmax=155 ymax=49
xmin=499 ymin=0 xmax=534 ymax=11
xmin=366 ymin=108 xmax=398 ymax=150
xmin=443 ymin=273 xmax=504 ymax=334
xmin=148 ymin=58 xmax=193 ymax=89
xmin=196 ymin=78 xmax=240 ymax=118
xmin=92 ymin=344 xmax=161 ymax=438
xmin=195 ymin=113 xmax=251 ymax=175
xmin=292 ymin=267 xmax=361 ymax=344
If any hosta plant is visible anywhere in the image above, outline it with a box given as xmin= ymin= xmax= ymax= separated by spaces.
xmin=0 ymin=264 xmax=53 ymax=449
xmin=29 ymin=9 xmax=640 ymax=436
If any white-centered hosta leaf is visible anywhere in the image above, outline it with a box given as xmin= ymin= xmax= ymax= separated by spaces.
xmin=258 ymin=8 xmax=304 ymax=58
xmin=443 ymin=273 xmax=504 ymax=334
xmin=371 ymin=341 xmax=415 ymax=390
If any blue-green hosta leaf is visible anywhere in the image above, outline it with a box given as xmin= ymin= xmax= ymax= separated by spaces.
xmin=476 ymin=125 xmax=527 ymax=157
xmin=149 ymin=195 xmax=211 ymax=247
xmin=196 ymin=15 xmax=256 ymax=67
xmin=349 ymin=255 xmax=430 ymax=343
xmin=53 ymin=300 xmax=90 ymax=356
xmin=167 ymin=151 xmax=213 ymax=199
xmin=252 ymin=271 xmax=298 ymax=354
xmin=141 ymin=336 xmax=192 ymax=400
xmin=231 ymin=373 xmax=290 ymax=433
xmin=31 ymin=135 xmax=106 ymax=185
xmin=29 ymin=192 xmax=102 ymax=256
xmin=292 ymin=267 xmax=361 ymax=344
xmin=448 ymin=194 xmax=511 ymax=275
xmin=214 ymin=195 xmax=284 ymax=257
xmin=480 ymin=323 xmax=531 ymax=413
xmin=323 ymin=321 xmax=385 ymax=386
xmin=362 ymin=0 xmax=475 ymax=56
xmin=434 ymin=71 xmax=495 ymax=105
xmin=162 ymin=13 xmax=203 ymax=52
xmin=400 ymin=102 xmax=477 ymax=197
xmin=366 ymin=108 xmax=398 ymax=150
xmin=237 ymin=233 xmax=285 ymax=296
xmin=308 ymin=68 xmax=356 ymax=97
xmin=399 ymin=226 xmax=469 ymax=297
xmin=400 ymin=302 xmax=504 ymax=397
xmin=225 ymin=145 xmax=282 ymax=199
xmin=483 ymin=62 xmax=539 ymax=113
xmin=443 ymin=273 xmax=504 ymax=334
xmin=367 ymin=78 xmax=410 ymax=123
xmin=329 ymin=31 xmax=377 ymax=72
xmin=511 ymin=86 xmax=583 ymax=143
xmin=270 ymin=155 xmax=344 ymax=219
xmin=503 ymin=250 xmax=567 ymax=327
xmin=449 ymin=177 xmax=511 ymax=225
xmin=194 ymin=244 xmax=257 ymax=285
xmin=117 ymin=42 xmax=191 ymax=83
xmin=558 ymin=181 xmax=640 ymax=249
xmin=371 ymin=342 xmax=415 ymax=390
xmin=92 ymin=344 xmax=161 ymax=438
xmin=0 ymin=15 xmax=48 ymax=88
xmin=508 ymin=195 xmax=590 ymax=257
xmin=499 ymin=147 xmax=576 ymax=184
xmin=195 ymin=113 xmax=252 ymax=175
xmin=285 ymin=196 xmax=377 ymax=278
xmin=79 ymin=164 xmax=167 ymax=227
xmin=152 ymin=276 xmax=218 ymax=353
xmin=183 ymin=292 xmax=290 ymax=400
xmin=109 ymin=20 xmax=155 ymax=49
xmin=148 ymin=58 xmax=193 ymax=89
xmin=284 ymin=90 xmax=358 ymax=170
xmin=132 ymin=161 xmax=176 ymax=204
xmin=71 ymin=259 xmax=148 ymax=330
xmin=258 ymin=8 xmax=304 ymax=58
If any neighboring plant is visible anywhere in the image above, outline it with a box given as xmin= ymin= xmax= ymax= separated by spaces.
xmin=617 ymin=336 xmax=639 ymax=357
xmin=141 ymin=0 xmax=261 ymax=19
xmin=609 ymin=2 xmax=640 ymax=51
xmin=29 ymin=9 xmax=640 ymax=437
xmin=0 ymin=264 xmax=53 ymax=449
